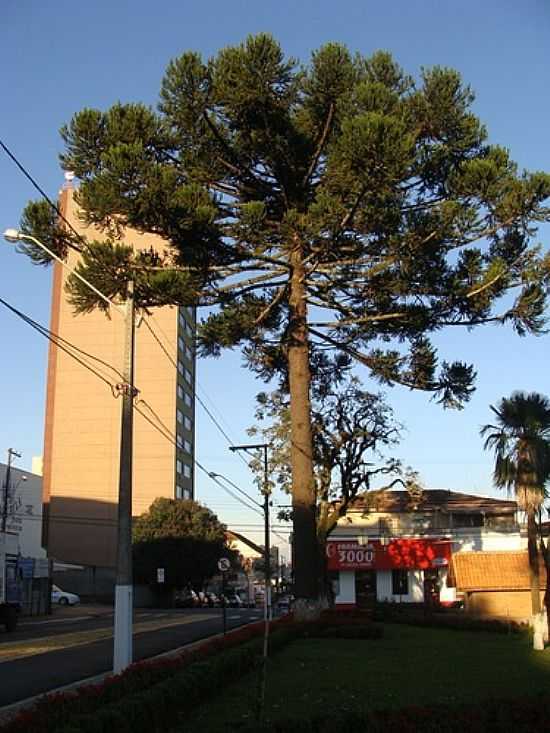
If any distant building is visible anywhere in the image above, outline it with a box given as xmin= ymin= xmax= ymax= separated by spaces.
xmin=328 ymin=489 xmax=523 ymax=610
xmin=0 ymin=462 xmax=46 ymax=559
xmin=42 ymin=187 xmax=196 ymax=571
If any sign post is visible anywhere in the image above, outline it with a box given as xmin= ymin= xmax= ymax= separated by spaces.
xmin=218 ymin=557 xmax=230 ymax=635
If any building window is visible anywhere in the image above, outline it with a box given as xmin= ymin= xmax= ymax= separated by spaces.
xmin=184 ymin=392 xmax=192 ymax=408
xmin=451 ymin=513 xmax=483 ymax=528
xmin=177 ymin=409 xmax=183 ymax=425
xmin=184 ymin=439 xmax=192 ymax=454
xmin=177 ymin=384 xmax=184 ymax=400
xmin=176 ymin=485 xmax=183 ymax=499
xmin=178 ymin=336 xmax=184 ymax=352
xmin=183 ymin=464 xmax=191 ymax=479
xmin=178 ymin=361 xmax=184 ymax=376
xmin=185 ymin=322 xmax=193 ymax=337
xmin=179 ymin=312 xmax=186 ymax=328
xmin=176 ymin=434 xmax=183 ymax=448
xmin=185 ymin=344 xmax=193 ymax=361
xmin=176 ymin=460 xmax=182 ymax=475
xmin=183 ymin=487 xmax=191 ymax=500
xmin=184 ymin=415 xmax=192 ymax=431
xmin=184 ymin=368 xmax=192 ymax=385
xmin=392 ymin=569 xmax=408 ymax=596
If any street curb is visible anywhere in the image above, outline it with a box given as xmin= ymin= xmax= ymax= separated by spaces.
xmin=0 ymin=617 xmax=259 ymax=726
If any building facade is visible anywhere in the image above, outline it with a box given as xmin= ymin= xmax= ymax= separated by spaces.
xmin=0 ymin=462 xmax=46 ymax=560
xmin=42 ymin=187 xmax=196 ymax=569
xmin=328 ymin=490 xmax=522 ymax=609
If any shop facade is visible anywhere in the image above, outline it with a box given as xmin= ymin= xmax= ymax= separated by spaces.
xmin=327 ymin=490 xmax=523 ymax=609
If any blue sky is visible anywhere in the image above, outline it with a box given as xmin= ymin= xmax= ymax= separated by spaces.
xmin=2 ymin=1 xmax=549 ymax=554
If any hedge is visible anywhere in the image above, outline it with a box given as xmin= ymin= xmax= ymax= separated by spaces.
xmin=1 ymin=617 xmax=295 ymax=733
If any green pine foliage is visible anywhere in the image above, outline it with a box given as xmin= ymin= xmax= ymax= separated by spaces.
xmin=20 ymin=35 xmax=550 ymax=405
xmin=19 ymin=35 xmax=550 ymax=602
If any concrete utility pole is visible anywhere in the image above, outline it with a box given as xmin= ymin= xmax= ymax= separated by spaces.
xmin=229 ymin=443 xmax=271 ymax=621
xmin=3 ymin=229 xmax=136 ymax=674
xmin=2 ymin=449 xmax=21 ymax=533
xmin=229 ymin=442 xmax=270 ymax=723
xmin=113 ymin=280 xmax=136 ymax=674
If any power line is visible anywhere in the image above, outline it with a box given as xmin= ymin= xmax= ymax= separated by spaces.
xmin=0 ymin=296 xmax=119 ymax=392
xmin=0 ymin=138 xmax=88 ymax=256
xmin=133 ymin=403 xmax=262 ymax=518
xmin=211 ymin=472 xmax=262 ymax=509
xmin=0 ymin=296 xmax=124 ymax=381
xmin=2 ymin=294 xmax=262 ymax=526
xmin=206 ymin=471 xmax=262 ymax=510
xmin=140 ymin=315 xmax=251 ymax=469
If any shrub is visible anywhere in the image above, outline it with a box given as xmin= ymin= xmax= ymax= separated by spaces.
xmin=1 ymin=617 xmax=294 ymax=733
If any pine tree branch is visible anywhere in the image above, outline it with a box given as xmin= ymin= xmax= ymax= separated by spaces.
xmin=253 ymin=285 xmax=288 ymax=327
xmin=309 ymin=312 xmax=407 ymax=328
xmin=302 ymin=103 xmax=334 ymax=188
xmin=214 ymin=269 xmax=289 ymax=293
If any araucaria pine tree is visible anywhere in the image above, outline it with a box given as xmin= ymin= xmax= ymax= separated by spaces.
xmin=20 ymin=35 xmax=550 ymax=615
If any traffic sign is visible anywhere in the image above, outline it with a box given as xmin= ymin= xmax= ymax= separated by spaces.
xmin=218 ymin=557 xmax=231 ymax=572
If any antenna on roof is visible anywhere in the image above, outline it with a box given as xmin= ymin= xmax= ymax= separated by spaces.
xmin=62 ymin=170 xmax=75 ymax=190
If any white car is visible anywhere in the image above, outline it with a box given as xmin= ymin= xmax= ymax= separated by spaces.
xmin=51 ymin=584 xmax=80 ymax=606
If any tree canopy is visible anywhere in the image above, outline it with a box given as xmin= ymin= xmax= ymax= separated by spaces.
xmin=481 ymin=392 xmax=550 ymax=628
xmin=20 ymin=34 xmax=550 ymax=607
xmin=132 ymin=498 xmax=237 ymax=589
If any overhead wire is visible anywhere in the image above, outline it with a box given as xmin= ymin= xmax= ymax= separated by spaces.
xmin=1 ymin=143 xmax=288 ymax=541
xmin=140 ymin=314 xmax=251 ymax=468
xmin=0 ymin=138 xmax=90 ymax=256
xmin=1 ymin=295 xmax=266 ymax=524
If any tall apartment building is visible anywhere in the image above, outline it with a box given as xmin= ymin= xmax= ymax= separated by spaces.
xmin=42 ymin=186 xmax=196 ymax=570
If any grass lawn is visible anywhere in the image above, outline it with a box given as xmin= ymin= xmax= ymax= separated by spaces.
xmin=176 ymin=624 xmax=550 ymax=731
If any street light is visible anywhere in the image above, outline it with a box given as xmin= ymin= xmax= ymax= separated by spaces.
xmin=3 ymin=228 xmax=135 ymax=674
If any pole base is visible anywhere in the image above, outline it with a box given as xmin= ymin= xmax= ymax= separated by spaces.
xmin=113 ymin=584 xmax=133 ymax=673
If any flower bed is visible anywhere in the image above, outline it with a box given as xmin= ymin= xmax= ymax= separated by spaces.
xmin=2 ymin=617 xmax=295 ymax=733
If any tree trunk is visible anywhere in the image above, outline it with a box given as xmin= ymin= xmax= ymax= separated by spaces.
xmin=544 ymin=547 xmax=550 ymax=645
xmin=288 ymin=244 xmax=318 ymax=616
xmin=527 ymin=510 xmax=541 ymax=615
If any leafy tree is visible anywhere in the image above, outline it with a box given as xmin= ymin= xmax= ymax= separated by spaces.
xmin=481 ymin=392 xmax=550 ymax=645
xmin=19 ymin=36 xmax=550 ymax=610
xmin=248 ymin=377 xmax=415 ymax=600
xmin=132 ymin=498 xmax=237 ymax=590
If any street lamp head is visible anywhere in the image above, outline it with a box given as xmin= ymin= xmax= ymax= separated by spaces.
xmin=3 ymin=228 xmax=22 ymax=243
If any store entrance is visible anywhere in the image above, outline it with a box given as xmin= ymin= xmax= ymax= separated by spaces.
xmin=355 ymin=570 xmax=377 ymax=608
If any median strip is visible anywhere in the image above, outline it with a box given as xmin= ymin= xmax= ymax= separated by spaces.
xmin=0 ymin=612 xmax=213 ymax=663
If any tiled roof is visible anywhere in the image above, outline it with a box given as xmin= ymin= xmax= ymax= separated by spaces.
xmin=450 ymin=551 xmax=545 ymax=591
xmin=349 ymin=489 xmax=517 ymax=514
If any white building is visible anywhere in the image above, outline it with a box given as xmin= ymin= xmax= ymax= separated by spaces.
xmin=0 ymin=462 xmax=46 ymax=559
xmin=328 ymin=489 xmax=521 ymax=609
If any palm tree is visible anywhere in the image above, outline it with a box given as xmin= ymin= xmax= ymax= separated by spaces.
xmin=481 ymin=392 xmax=550 ymax=623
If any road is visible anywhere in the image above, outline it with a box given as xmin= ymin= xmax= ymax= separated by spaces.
xmin=0 ymin=604 xmax=263 ymax=708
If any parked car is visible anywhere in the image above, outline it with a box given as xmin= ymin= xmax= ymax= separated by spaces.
xmin=51 ymin=585 xmax=80 ymax=606
xmin=276 ymin=595 xmax=292 ymax=613
xmin=240 ymin=595 xmax=255 ymax=608
xmin=205 ymin=592 xmax=220 ymax=607
xmin=225 ymin=593 xmax=243 ymax=608
xmin=174 ymin=588 xmax=199 ymax=608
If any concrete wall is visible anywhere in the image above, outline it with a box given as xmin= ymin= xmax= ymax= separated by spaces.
xmin=464 ymin=590 xmax=545 ymax=621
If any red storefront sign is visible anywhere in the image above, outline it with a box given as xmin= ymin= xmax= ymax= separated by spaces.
xmin=326 ymin=538 xmax=451 ymax=571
